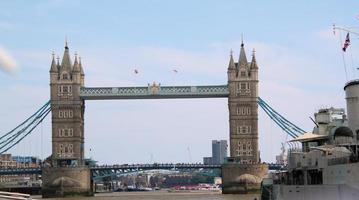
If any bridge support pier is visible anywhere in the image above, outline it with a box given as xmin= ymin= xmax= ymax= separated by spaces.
xmin=42 ymin=166 xmax=93 ymax=198
xmin=221 ymin=162 xmax=268 ymax=194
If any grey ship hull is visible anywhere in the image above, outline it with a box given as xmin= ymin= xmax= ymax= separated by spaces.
xmin=272 ymin=162 xmax=359 ymax=200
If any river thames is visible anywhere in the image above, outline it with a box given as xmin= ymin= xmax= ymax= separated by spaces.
xmin=37 ymin=190 xmax=260 ymax=200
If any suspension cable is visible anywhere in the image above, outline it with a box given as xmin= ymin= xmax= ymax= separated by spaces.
xmin=258 ymin=97 xmax=306 ymax=138
xmin=0 ymin=101 xmax=51 ymax=153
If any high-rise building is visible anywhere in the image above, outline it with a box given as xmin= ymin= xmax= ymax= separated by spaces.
xmin=203 ymin=140 xmax=228 ymax=165
xmin=212 ymin=140 xmax=228 ymax=164
xmin=203 ymin=157 xmax=213 ymax=165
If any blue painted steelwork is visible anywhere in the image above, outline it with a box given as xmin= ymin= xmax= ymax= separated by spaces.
xmin=258 ymin=97 xmax=306 ymax=138
xmin=80 ymin=85 xmax=229 ymax=100
xmin=0 ymin=167 xmax=41 ymax=175
xmin=0 ymin=96 xmax=306 ymax=156
xmin=0 ymin=163 xmax=285 ymax=177
xmin=0 ymin=101 xmax=51 ymax=154
xmin=91 ymin=163 xmax=222 ymax=170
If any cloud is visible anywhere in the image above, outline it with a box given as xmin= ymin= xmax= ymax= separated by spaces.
xmin=0 ymin=46 xmax=19 ymax=74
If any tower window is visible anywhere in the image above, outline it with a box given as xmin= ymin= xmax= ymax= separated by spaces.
xmin=62 ymin=73 xmax=69 ymax=80
xmin=241 ymin=71 xmax=246 ymax=77
xmin=69 ymin=110 xmax=73 ymax=118
xmin=68 ymin=85 xmax=72 ymax=93
xmin=59 ymin=110 xmax=74 ymax=118
xmin=237 ymin=106 xmax=252 ymax=115
xmin=58 ymin=143 xmax=74 ymax=158
xmin=58 ymin=86 xmax=73 ymax=96
xmin=240 ymin=83 xmax=246 ymax=90
xmin=237 ymin=125 xmax=252 ymax=134
xmin=68 ymin=144 xmax=73 ymax=153
xmin=238 ymin=82 xmax=250 ymax=90
xmin=58 ymin=128 xmax=74 ymax=137
xmin=236 ymin=143 xmax=241 ymax=156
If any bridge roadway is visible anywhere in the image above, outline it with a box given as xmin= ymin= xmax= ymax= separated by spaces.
xmin=0 ymin=163 xmax=284 ymax=176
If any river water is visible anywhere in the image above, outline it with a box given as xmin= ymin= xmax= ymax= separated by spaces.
xmin=37 ymin=190 xmax=260 ymax=200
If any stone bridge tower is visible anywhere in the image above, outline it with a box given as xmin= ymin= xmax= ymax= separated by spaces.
xmin=222 ymin=42 xmax=268 ymax=194
xmin=43 ymin=43 xmax=92 ymax=198
xmin=49 ymin=42 xmax=85 ymax=167
xmin=227 ymin=42 xmax=259 ymax=164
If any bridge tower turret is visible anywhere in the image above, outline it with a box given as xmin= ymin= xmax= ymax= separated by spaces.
xmin=227 ymin=42 xmax=259 ymax=164
xmin=223 ymin=42 xmax=267 ymax=194
xmin=49 ymin=43 xmax=85 ymax=167
xmin=44 ymin=42 xmax=91 ymax=198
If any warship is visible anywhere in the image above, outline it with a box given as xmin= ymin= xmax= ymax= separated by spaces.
xmin=262 ymin=79 xmax=359 ymax=200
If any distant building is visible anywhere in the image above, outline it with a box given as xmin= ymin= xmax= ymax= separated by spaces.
xmin=203 ymin=157 xmax=213 ymax=165
xmin=212 ymin=140 xmax=228 ymax=164
xmin=0 ymin=154 xmax=17 ymax=168
xmin=12 ymin=156 xmax=41 ymax=167
xmin=203 ymin=140 xmax=228 ymax=165
xmin=0 ymin=154 xmax=41 ymax=183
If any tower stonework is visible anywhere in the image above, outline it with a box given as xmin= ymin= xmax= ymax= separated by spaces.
xmin=222 ymin=43 xmax=268 ymax=194
xmin=50 ymin=44 xmax=85 ymax=167
xmin=228 ymin=43 xmax=259 ymax=163
xmin=42 ymin=44 xmax=92 ymax=198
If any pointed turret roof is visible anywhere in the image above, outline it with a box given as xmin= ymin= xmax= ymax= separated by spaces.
xmin=250 ymin=49 xmax=258 ymax=69
xmin=56 ymin=56 xmax=60 ymax=69
xmin=79 ymin=56 xmax=84 ymax=75
xmin=60 ymin=41 xmax=72 ymax=71
xmin=228 ymin=50 xmax=235 ymax=70
xmin=73 ymin=53 xmax=81 ymax=72
xmin=50 ymin=52 xmax=58 ymax=72
xmin=238 ymin=42 xmax=248 ymax=69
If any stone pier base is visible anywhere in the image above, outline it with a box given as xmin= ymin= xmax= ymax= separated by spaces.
xmin=42 ymin=166 xmax=93 ymax=198
xmin=222 ymin=163 xmax=268 ymax=194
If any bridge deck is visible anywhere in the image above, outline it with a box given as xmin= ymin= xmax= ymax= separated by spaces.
xmin=0 ymin=163 xmax=284 ymax=175
xmin=80 ymin=85 xmax=229 ymax=100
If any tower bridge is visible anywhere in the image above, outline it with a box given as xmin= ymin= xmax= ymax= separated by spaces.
xmin=43 ymin=41 xmax=266 ymax=197
xmin=0 ymin=41 xmax=306 ymax=197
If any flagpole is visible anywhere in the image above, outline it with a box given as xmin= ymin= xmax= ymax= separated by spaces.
xmin=338 ymin=30 xmax=349 ymax=81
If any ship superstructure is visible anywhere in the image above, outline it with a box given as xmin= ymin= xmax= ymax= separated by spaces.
xmin=265 ymin=80 xmax=359 ymax=200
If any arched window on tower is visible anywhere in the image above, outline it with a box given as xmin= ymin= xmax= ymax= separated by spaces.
xmin=62 ymin=73 xmax=68 ymax=80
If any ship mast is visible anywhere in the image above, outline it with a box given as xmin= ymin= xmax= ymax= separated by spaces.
xmin=332 ymin=24 xmax=359 ymax=81
xmin=333 ymin=24 xmax=359 ymax=36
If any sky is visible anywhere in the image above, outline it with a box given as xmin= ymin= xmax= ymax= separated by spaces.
xmin=0 ymin=0 xmax=359 ymax=164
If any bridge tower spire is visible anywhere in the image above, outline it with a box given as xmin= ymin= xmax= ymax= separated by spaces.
xmin=223 ymin=41 xmax=267 ymax=194
xmin=44 ymin=43 xmax=91 ymax=198
xmin=50 ymin=43 xmax=85 ymax=167
xmin=227 ymin=41 xmax=260 ymax=164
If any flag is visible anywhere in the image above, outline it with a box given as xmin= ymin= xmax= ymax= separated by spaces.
xmin=134 ymin=69 xmax=139 ymax=74
xmin=342 ymin=32 xmax=350 ymax=52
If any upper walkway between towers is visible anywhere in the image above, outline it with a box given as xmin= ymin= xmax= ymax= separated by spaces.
xmin=80 ymin=84 xmax=229 ymax=100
